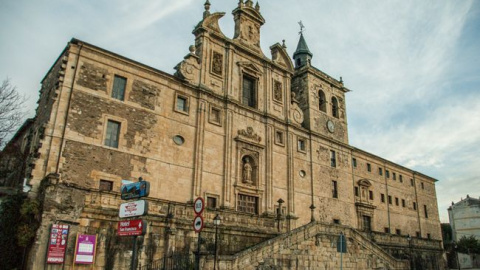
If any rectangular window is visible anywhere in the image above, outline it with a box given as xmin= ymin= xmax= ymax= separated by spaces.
xmin=332 ymin=180 xmax=338 ymax=198
xmin=99 ymin=179 xmax=113 ymax=191
xmin=207 ymin=197 xmax=217 ymax=209
xmin=396 ymin=229 xmax=401 ymax=235
xmin=424 ymin=205 xmax=428 ymax=218
xmin=413 ymin=202 xmax=417 ymax=210
xmin=421 ymin=182 xmax=425 ymax=189
xmin=386 ymin=170 xmax=390 ymax=178
xmin=242 ymin=75 xmax=256 ymax=108
xmin=393 ymin=172 xmax=396 ymax=180
xmin=427 ymin=233 xmax=431 ymax=239
xmin=416 ymin=231 xmax=421 ymax=238
xmin=388 ymin=195 xmax=392 ymax=204
xmin=369 ymin=190 xmax=374 ymax=200
xmin=238 ymin=194 xmax=258 ymax=214
xmin=330 ymin=150 xmax=336 ymax=167
xmin=363 ymin=215 xmax=372 ymax=232
xmin=176 ymin=95 xmax=188 ymax=112
xmin=384 ymin=227 xmax=390 ymax=233
xmin=402 ymin=199 xmax=406 ymax=207
xmin=379 ymin=168 xmax=383 ymax=176
xmin=352 ymin=158 xmax=357 ymax=168
xmin=210 ymin=107 xmax=221 ymax=124
xmin=354 ymin=186 xmax=359 ymax=197
xmin=395 ymin=197 xmax=399 ymax=206
xmin=298 ymin=139 xmax=306 ymax=152
xmin=275 ymin=131 xmax=284 ymax=145
xmin=105 ymin=120 xmax=121 ymax=148
xmin=381 ymin=193 xmax=385 ymax=203
xmin=112 ymin=75 xmax=127 ymax=101
xmin=333 ymin=219 xmax=340 ymax=224
xmin=367 ymin=163 xmax=371 ymax=172
xmin=399 ymin=175 xmax=403 ymax=183
xmin=410 ymin=179 xmax=414 ymax=186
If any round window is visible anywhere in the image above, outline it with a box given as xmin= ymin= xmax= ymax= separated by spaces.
xmin=299 ymin=170 xmax=306 ymax=178
xmin=173 ymin=135 xmax=185 ymax=145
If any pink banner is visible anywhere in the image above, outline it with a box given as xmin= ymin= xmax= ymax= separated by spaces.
xmin=74 ymin=234 xmax=97 ymax=264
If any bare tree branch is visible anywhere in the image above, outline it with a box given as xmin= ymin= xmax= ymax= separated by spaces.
xmin=0 ymin=78 xmax=26 ymax=148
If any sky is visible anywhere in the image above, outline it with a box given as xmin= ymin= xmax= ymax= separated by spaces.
xmin=1 ymin=0 xmax=479 ymax=223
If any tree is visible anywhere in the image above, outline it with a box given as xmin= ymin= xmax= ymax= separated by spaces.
xmin=457 ymin=235 xmax=480 ymax=254
xmin=0 ymin=78 xmax=26 ymax=148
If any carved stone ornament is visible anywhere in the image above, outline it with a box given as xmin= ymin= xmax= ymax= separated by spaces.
xmin=237 ymin=126 xmax=261 ymax=143
xmin=174 ymin=52 xmax=200 ymax=83
xmin=273 ymin=80 xmax=282 ymax=102
xmin=211 ymin=51 xmax=223 ymax=76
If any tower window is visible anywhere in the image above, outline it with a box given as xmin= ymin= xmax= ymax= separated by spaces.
xmin=379 ymin=168 xmax=383 ymax=176
xmin=318 ymin=90 xmax=326 ymax=112
xmin=386 ymin=170 xmax=390 ymax=178
xmin=367 ymin=163 xmax=371 ymax=172
xmin=352 ymin=158 xmax=357 ymax=168
xmin=242 ymin=74 xmax=257 ymax=108
xmin=330 ymin=150 xmax=336 ymax=167
xmin=381 ymin=193 xmax=385 ymax=203
xmin=331 ymin=97 xmax=339 ymax=118
xmin=332 ymin=180 xmax=338 ymax=198
xmin=424 ymin=205 xmax=428 ymax=218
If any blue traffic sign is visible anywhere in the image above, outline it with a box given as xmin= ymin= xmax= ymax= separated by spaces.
xmin=121 ymin=181 xmax=150 ymax=200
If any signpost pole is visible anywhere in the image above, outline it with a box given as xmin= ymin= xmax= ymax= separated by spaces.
xmin=131 ymin=236 xmax=138 ymax=270
xmin=195 ymin=232 xmax=201 ymax=270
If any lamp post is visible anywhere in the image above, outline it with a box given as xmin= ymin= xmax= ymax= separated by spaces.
xmin=453 ymin=241 xmax=461 ymax=270
xmin=213 ymin=214 xmax=221 ymax=270
xmin=277 ymin=198 xmax=284 ymax=232
xmin=407 ymin=234 xmax=413 ymax=270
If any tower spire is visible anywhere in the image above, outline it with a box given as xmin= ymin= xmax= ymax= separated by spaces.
xmin=293 ymin=22 xmax=313 ymax=68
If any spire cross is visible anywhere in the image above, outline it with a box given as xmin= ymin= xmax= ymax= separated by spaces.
xmin=298 ymin=21 xmax=305 ymax=34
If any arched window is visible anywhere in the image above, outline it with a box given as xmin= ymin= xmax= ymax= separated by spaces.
xmin=318 ymin=90 xmax=326 ymax=112
xmin=331 ymin=97 xmax=339 ymax=118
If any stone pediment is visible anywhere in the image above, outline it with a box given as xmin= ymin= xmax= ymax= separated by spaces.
xmin=357 ymin=179 xmax=372 ymax=187
xmin=237 ymin=61 xmax=262 ymax=75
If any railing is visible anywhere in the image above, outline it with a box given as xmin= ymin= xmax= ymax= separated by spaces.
xmin=138 ymin=253 xmax=194 ymax=270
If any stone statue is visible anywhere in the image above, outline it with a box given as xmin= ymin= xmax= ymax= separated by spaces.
xmin=243 ymin=157 xmax=253 ymax=184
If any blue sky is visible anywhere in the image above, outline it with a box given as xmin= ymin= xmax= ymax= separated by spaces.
xmin=1 ymin=0 xmax=479 ymax=222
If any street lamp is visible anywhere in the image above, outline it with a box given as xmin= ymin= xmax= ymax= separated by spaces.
xmin=407 ymin=234 xmax=413 ymax=270
xmin=213 ymin=214 xmax=221 ymax=270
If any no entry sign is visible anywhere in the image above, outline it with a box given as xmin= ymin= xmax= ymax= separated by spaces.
xmin=117 ymin=219 xmax=146 ymax=236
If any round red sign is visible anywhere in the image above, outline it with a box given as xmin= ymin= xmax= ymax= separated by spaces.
xmin=194 ymin=197 xmax=205 ymax=215
xmin=193 ymin=215 xmax=204 ymax=233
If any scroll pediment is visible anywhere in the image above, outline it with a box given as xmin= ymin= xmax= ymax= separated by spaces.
xmin=237 ymin=126 xmax=261 ymax=143
xmin=357 ymin=179 xmax=372 ymax=187
xmin=270 ymin=43 xmax=294 ymax=72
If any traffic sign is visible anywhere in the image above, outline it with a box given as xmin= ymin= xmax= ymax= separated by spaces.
xmin=337 ymin=233 xmax=347 ymax=253
xmin=194 ymin=197 xmax=205 ymax=215
xmin=117 ymin=219 xmax=146 ymax=236
xmin=193 ymin=215 xmax=204 ymax=233
xmin=119 ymin=200 xmax=148 ymax=218
xmin=121 ymin=181 xmax=150 ymax=200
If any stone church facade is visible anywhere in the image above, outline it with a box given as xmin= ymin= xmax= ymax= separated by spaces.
xmin=4 ymin=1 xmax=444 ymax=269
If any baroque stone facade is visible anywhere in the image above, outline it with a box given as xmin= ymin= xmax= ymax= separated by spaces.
xmin=3 ymin=1 xmax=445 ymax=269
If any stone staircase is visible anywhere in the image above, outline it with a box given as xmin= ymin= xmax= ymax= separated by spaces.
xmin=214 ymin=221 xmax=410 ymax=270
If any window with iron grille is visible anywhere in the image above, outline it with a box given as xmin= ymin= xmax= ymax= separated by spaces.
xmin=105 ymin=120 xmax=121 ymax=148
xmin=99 ymin=179 xmax=113 ymax=191
xmin=242 ymin=75 xmax=256 ymax=108
xmin=238 ymin=194 xmax=258 ymax=214
xmin=112 ymin=75 xmax=127 ymax=101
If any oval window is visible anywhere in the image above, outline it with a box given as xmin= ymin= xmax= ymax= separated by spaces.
xmin=173 ymin=135 xmax=185 ymax=145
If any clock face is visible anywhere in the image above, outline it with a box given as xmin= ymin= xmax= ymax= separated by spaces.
xmin=327 ymin=120 xmax=335 ymax=133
